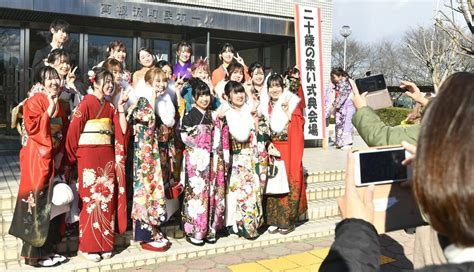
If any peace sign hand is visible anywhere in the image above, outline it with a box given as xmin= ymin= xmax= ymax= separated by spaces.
xmin=175 ymin=73 xmax=185 ymax=92
xmin=233 ymin=53 xmax=245 ymax=66
xmin=66 ymin=66 xmax=78 ymax=87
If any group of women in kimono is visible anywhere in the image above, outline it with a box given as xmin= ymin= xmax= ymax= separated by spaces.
xmin=10 ymin=40 xmax=307 ymax=267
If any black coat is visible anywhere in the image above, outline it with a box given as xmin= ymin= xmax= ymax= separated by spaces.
xmin=32 ymin=44 xmax=53 ymax=81
xmin=320 ymin=219 xmax=474 ymax=272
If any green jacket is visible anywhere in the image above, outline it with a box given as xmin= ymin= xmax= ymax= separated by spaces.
xmin=352 ymin=106 xmax=420 ymax=147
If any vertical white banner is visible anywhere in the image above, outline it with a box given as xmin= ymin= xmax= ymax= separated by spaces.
xmin=294 ymin=5 xmax=325 ymax=140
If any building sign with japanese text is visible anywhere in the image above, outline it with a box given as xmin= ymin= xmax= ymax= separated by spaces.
xmin=95 ymin=2 xmax=214 ymax=27
xmin=294 ymin=5 xmax=325 ymax=140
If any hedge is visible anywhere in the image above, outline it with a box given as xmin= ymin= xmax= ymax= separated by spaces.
xmin=375 ymin=107 xmax=412 ymax=126
xmin=328 ymin=107 xmax=412 ymax=127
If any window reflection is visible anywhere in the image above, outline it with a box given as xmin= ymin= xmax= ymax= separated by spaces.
xmin=0 ymin=27 xmax=21 ymax=136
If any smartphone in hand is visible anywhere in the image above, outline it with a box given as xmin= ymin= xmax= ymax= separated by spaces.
xmin=353 ymin=146 xmax=412 ymax=187
xmin=355 ymin=74 xmax=387 ymax=93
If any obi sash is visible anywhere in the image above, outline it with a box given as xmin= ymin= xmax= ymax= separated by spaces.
xmin=78 ymin=118 xmax=113 ymax=145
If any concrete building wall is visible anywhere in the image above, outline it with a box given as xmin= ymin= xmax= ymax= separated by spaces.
xmin=155 ymin=0 xmax=333 ymax=83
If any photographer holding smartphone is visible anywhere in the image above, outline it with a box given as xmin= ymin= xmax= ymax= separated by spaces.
xmin=350 ymin=79 xmax=427 ymax=147
xmin=320 ymin=72 xmax=474 ymax=271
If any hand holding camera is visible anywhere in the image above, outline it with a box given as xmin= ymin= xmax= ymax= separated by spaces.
xmin=338 ymin=152 xmax=375 ymax=224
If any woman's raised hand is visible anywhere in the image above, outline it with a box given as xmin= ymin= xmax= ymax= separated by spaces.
xmin=46 ymin=92 xmax=58 ymax=117
xmin=118 ymin=90 xmax=129 ymax=111
xmin=349 ymin=79 xmax=368 ymax=110
xmin=338 ymin=152 xmax=375 ymax=223
xmin=175 ymin=73 xmax=185 ymax=93
xmin=233 ymin=53 xmax=245 ymax=66
xmin=400 ymin=81 xmax=428 ymax=106
xmin=66 ymin=66 xmax=78 ymax=87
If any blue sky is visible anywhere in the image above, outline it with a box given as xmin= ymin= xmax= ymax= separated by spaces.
xmin=332 ymin=0 xmax=439 ymax=43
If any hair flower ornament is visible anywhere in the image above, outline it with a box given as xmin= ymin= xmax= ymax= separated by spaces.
xmin=87 ymin=70 xmax=96 ymax=84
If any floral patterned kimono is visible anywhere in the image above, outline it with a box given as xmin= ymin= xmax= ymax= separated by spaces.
xmin=127 ymin=83 xmax=176 ymax=243
xmin=180 ymin=107 xmax=228 ymax=241
xmin=259 ymin=90 xmax=307 ymax=229
xmin=65 ymin=94 xmax=129 ymax=253
xmin=333 ymin=79 xmax=355 ymax=148
xmin=10 ymin=93 xmax=68 ymax=261
xmin=223 ymin=105 xmax=269 ymax=238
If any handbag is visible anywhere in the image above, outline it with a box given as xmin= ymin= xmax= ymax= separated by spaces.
xmin=165 ymin=182 xmax=184 ymax=199
xmin=164 ymin=177 xmax=183 ymax=221
xmin=51 ymin=175 xmax=74 ymax=219
xmin=265 ymin=157 xmax=290 ymax=195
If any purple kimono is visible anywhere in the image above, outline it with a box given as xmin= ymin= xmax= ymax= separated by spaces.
xmin=324 ymin=83 xmax=335 ymax=127
xmin=173 ymin=61 xmax=192 ymax=80
xmin=333 ymin=79 xmax=355 ymax=148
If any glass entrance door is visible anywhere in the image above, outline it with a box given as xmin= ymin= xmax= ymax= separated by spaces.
xmin=0 ymin=27 xmax=21 ymax=152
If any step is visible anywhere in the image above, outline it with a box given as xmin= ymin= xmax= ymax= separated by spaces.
xmin=0 ymin=216 xmax=340 ymax=271
xmin=0 ymin=170 xmax=346 ymax=218
xmin=0 ymin=197 xmax=342 ymax=251
xmin=0 ymin=220 xmax=184 ymax=264
xmin=299 ymin=198 xmax=340 ymax=221
xmin=0 ymin=211 xmax=12 ymax=236
xmin=305 ymin=180 xmax=345 ymax=201
xmin=0 ymin=197 xmax=341 ymax=236
xmin=305 ymin=169 xmax=345 ymax=184
xmin=0 ymin=194 xmax=16 ymax=215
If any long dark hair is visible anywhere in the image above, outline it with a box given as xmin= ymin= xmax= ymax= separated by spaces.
xmin=136 ymin=47 xmax=156 ymax=67
xmin=248 ymin=62 xmax=263 ymax=77
xmin=414 ymin=72 xmax=474 ymax=247
xmin=47 ymin=48 xmax=70 ymax=66
xmin=189 ymin=77 xmax=211 ymax=100
xmin=225 ymin=62 xmax=245 ymax=83
xmin=266 ymin=73 xmax=284 ymax=89
xmin=219 ymin=42 xmax=234 ymax=55
xmin=38 ymin=66 xmax=60 ymax=85
xmin=224 ymin=80 xmax=246 ymax=100
xmin=89 ymin=67 xmax=113 ymax=88
xmin=107 ymin=40 xmax=126 ymax=56
xmin=102 ymin=58 xmax=123 ymax=73
xmin=330 ymin=67 xmax=348 ymax=78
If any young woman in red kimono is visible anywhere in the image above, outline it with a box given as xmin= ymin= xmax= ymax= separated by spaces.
xmin=258 ymin=74 xmax=307 ymax=235
xmin=9 ymin=66 xmax=69 ymax=267
xmin=65 ymin=68 xmax=129 ymax=261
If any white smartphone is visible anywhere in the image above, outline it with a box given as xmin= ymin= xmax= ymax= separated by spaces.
xmin=353 ymin=146 xmax=412 ymax=187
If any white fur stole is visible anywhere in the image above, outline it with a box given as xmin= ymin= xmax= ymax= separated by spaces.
xmin=258 ymin=90 xmax=300 ymax=133
xmin=131 ymin=80 xmax=176 ymax=127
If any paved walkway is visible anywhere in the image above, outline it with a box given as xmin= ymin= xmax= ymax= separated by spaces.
xmin=303 ymin=134 xmax=368 ymax=172
xmin=125 ymin=230 xmax=415 ymax=272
